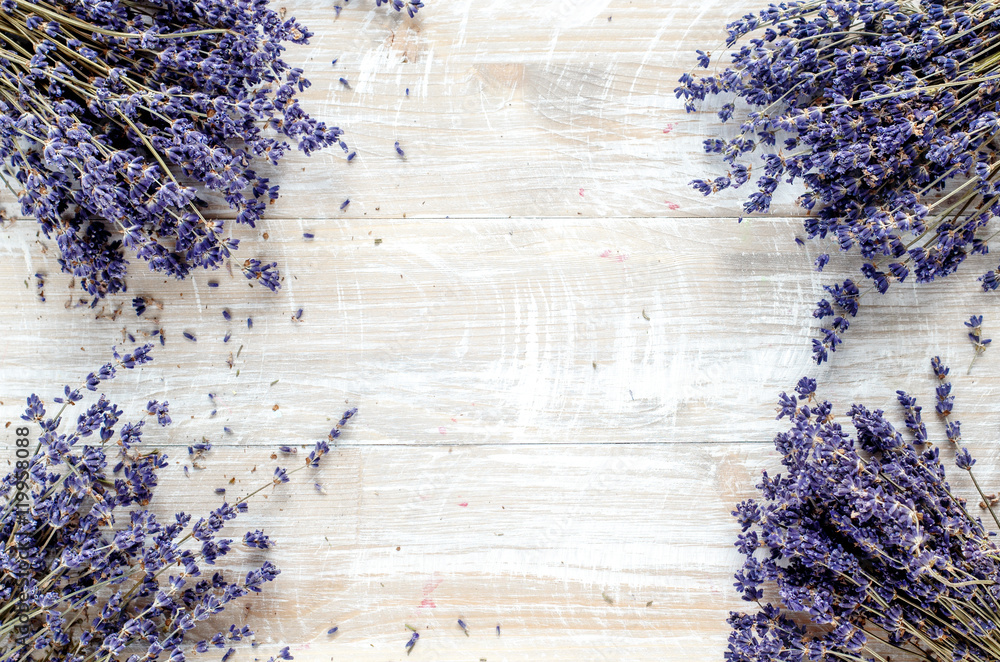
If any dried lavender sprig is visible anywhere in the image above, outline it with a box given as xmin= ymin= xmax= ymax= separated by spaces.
xmin=730 ymin=364 xmax=1000 ymax=662
xmin=678 ymin=0 xmax=1000 ymax=363
xmin=966 ymin=314 xmax=992 ymax=374
xmin=0 ymin=0 xmax=347 ymax=302
xmin=0 ymin=348 xmax=354 ymax=662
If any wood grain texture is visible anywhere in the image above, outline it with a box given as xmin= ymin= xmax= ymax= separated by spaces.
xmin=142 ymin=442 xmax=766 ymax=662
xmin=2 ymin=0 xmax=1000 ymax=660
xmin=3 ymin=213 xmax=1000 ymax=660
xmin=4 ymin=216 xmax=999 ymax=448
xmin=270 ymin=0 xmax=816 ymax=220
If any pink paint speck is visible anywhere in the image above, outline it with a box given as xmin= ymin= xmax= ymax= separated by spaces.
xmin=458 ymin=502 xmax=468 ymax=507
xmin=438 ymin=427 xmax=446 ymax=434
xmin=663 ymin=123 xmax=675 ymax=134
xmin=451 ymin=418 xmax=457 ymax=422
xmin=665 ymin=201 xmax=680 ymax=210
xmin=579 ymin=188 xmax=585 ymax=197
xmin=420 ymin=578 xmax=442 ymax=608
xmin=599 ymin=250 xmax=629 ymax=262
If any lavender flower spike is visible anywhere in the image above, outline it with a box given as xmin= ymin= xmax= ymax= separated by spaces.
xmin=1 ymin=0 xmax=344 ymax=302
xmin=731 ymin=368 xmax=1000 ymax=662
xmin=2 ymin=349 xmax=358 ymax=662
xmin=680 ymin=1 xmax=1000 ymax=362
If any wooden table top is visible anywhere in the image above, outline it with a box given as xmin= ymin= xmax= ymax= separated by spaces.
xmin=2 ymin=1 xmax=998 ymax=660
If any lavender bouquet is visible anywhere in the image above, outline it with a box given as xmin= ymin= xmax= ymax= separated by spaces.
xmin=0 ymin=345 xmax=354 ymax=662
xmin=730 ymin=363 xmax=1000 ymax=662
xmin=0 ymin=0 xmax=417 ymax=303
xmin=677 ymin=0 xmax=1000 ymax=363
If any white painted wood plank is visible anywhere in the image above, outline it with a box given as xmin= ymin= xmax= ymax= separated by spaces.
xmin=2 ymin=217 xmax=998 ymax=449
xmin=1 ymin=0 xmax=998 ymax=660
xmin=0 ymin=438 xmax=987 ymax=662
xmin=210 ymin=442 xmax=767 ymax=661
xmin=258 ymin=0 xmax=806 ymax=219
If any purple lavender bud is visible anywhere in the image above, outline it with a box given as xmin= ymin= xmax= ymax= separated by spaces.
xmin=956 ymin=447 xmax=976 ymax=470
xmin=146 ymin=400 xmax=172 ymax=426
xmin=243 ymin=530 xmax=272 ymax=549
xmin=680 ymin=4 xmax=1000 ymax=360
xmin=9 ymin=4 xmax=344 ymax=303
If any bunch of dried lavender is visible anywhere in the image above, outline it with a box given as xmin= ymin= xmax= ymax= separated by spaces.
xmin=0 ymin=0 xmax=417 ymax=303
xmin=0 ymin=345 xmax=354 ymax=662
xmin=677 ymin=0 xmax=1000 ymax=363
xmin=729 ymin=363 xmax=1000 ymax=662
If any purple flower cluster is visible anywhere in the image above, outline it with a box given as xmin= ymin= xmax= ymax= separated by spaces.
xmin=730 ymin=367 xmax=1000 ymax=661
xmin=2 ymin=346 xmax=353 ymax=662
xmin=375 ymin=0 xmax=424 ymax=17
xmin=677 ymin=0 xmax=1000 ymax=363
xmin=0 ymin=0 xmax=350 ymax=302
